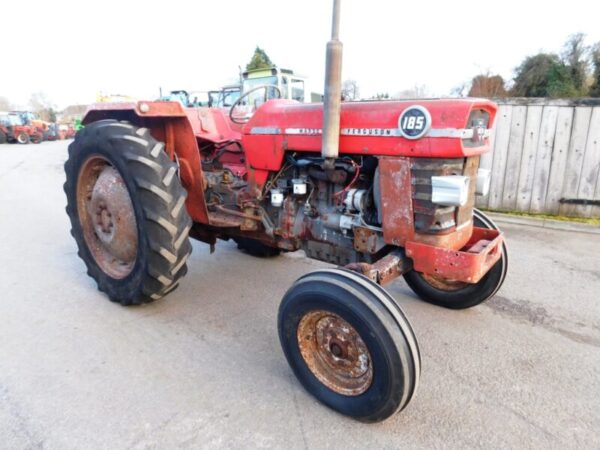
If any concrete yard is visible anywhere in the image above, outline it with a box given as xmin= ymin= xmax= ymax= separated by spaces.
xmin=1 ymin=140 xmax=599 ymax=449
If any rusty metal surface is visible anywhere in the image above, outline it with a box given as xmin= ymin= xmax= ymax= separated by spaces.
xmin=297 ymin=310 xmax=373 ymax=396
xmin=144 ymin=117 xmax=210 ymax=224
xmin=82 ymin=102 xmax=187 ymax=124
xmin=345 ymin=251 xmax=412 ymax=285
xmin=412 ymin=221 xmax=473 ymax=251
xmin=405 ymin=227 xmax=504 ymax=284
xmin=76 ymin=156 xmax=137 ymax=279
xmin=379 ymin=157 xmax=415 ymax=246
xmin=353 ymin=226 xmax=379 ymax=254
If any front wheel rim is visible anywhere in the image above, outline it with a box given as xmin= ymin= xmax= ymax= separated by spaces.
xmin=76 ymin=155 xmax=138 ymax=279
xmin=297 ymin=310 xmax=373 ymax=396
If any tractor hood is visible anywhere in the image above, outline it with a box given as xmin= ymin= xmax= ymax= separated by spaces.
xmin=242 ymin=98 xmax=497 ymax=170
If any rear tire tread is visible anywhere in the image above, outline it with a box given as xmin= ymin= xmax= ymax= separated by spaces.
xmin=64 ymin=119 xmax=192 ymax=305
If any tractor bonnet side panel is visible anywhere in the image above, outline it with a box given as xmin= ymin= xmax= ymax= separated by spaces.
xmin=242 ymin=98 xmax=497 ymax=171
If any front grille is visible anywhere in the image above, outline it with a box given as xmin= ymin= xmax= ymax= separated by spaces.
xmin=411 ymin=157 xmax=478 ymax=234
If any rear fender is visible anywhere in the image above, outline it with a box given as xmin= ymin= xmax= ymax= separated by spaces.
xmin=83 ymin=101 xmax=209 ymax=223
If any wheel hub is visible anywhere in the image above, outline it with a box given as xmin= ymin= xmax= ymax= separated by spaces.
xmin=297 ymin=310 xmax=373 ymax=396
xmin=77 ymin=157 xmax=138 ymax=279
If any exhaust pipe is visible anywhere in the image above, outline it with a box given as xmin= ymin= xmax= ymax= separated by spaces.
xmin=321 ymin=0 xmax=343 ymax=169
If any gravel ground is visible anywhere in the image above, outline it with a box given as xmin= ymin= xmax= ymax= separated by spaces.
xmin=1 ymin=140 xmax=599 ymax=449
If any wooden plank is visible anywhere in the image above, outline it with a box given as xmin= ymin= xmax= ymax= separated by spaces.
xmin=574 ymin=107 xmax=600 ymax=217
xmin=559 ymin=107 xmax=592 ymax=216
xmin=529 ymin=106 xmax=560 ymax=213
xmin=545 ymin=107 xmax=574 ymax=214
xmin=516 ymin=106 xmax=544 ymax=212
xmin=487 ymin=105 xmax=512 ymax=210
xmin=500 ymin=105 xmax=527 ymax=210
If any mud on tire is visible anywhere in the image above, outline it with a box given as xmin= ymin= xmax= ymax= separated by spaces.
xmin=64 ymin=120 xmax=193 ymax=305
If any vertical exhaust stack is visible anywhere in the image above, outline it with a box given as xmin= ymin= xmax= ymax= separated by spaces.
xmin=321 ymin=0 xmax=343 ymax=169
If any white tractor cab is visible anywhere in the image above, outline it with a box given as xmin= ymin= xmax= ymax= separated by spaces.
xmin=229 ymin=67 xmax=322 ymax=122
xmin=242 ymin=67 xmax=323 ymax=104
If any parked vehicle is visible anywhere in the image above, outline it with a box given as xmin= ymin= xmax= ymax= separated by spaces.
xmin=63 ymin=0 xmax=506 ymax=422
xmin=0 ymin=112 xmax=43 ymax=144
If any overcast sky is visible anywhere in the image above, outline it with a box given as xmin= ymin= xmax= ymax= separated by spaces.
xmin=2 ymin=0 xmax=600 ymax=109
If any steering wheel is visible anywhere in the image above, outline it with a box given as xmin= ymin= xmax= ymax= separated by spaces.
xmin=229 ymin=84 xmax=282 ymax=124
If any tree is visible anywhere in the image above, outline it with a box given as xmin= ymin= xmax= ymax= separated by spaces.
xmin=589 ymin=43 xmax=600 ymax=97
xmin=468 ymin=73 xmax=507 ymax=97
xmin=246 ymin=47 xmax=274 ymax=71
xmin=562 ymin=33 xmax=588 ymax=94
xmin=0 ymin=96 xmax=12 ymax=110
xmin=370 ymin=93 xmax=390 ymax=100
xmin=29 ymin=91 xmax=57 ymax=122
xmin=511 ymin=53 xmax=577 ymax=98
xmin=342 ymin=79 xmax=360 ymax=100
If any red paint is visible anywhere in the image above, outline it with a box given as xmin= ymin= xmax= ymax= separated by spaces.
xmin=405 ymin=227 xmax=504 ymax=283
xmin=242 ymin=98 xmax=497 ymax=171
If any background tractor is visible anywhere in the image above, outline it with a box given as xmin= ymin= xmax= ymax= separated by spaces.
xmin=0 ymin=111 xmax=44 ymax=144
xmin=63 ymin=0 xmax=507 ymax=422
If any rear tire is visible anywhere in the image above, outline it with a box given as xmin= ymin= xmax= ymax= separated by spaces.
xmin=279 ymin=268 xmax=420 ymax=422
xmin=31 ymin=133 xmax=43 ymax=144
xmin=64 ymin=120 xmax=193 ymax=305
xmin=403 ymin=209 xmax=508 ymax=309
xmin=0 ymin=131 xmax=6 ymax=144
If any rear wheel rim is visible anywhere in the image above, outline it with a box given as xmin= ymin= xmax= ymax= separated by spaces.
xmin=297 ymin=309 xmax=373 ymax=396
xmin=76 ymin=155 xmax=138 ymax=279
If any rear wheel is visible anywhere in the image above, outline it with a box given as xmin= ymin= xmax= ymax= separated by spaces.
xmin=233 ymin=237 xmax=280 ymax=257
xmin=31 ymin=133 xmax=43 ymax=144
xmin=64 ymin=120 xmax=193 ymax=305
xmin=403 ymin=209 xmax=508 ymax=309
xmin=0 ymin=131 xmax=6 ymax=144
xmin=278 ymin=268 xmax=420 ymax=422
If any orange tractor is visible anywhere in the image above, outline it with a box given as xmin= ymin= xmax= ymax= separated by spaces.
xmin=64 ymin=0 xmax=506 ymax=422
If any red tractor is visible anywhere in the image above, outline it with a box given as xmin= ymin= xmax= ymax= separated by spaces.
xmin=0 ymin=112 xmax=43 ymax=144
xmin=64 ymin=1 xmax=506 ymax=422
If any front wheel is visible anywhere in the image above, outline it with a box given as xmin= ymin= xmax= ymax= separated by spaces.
xmin=17 ymin=132 xmax=29 ymax=144
xmin=403 ymin=209 xmax=508 ymax=309
xmin=278 ymin=268 xmax=420 ymax=422
xmin=64 ymin=120 xmax=193 ymax=305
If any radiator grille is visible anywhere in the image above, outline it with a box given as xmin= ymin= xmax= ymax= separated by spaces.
xmin=411 ymin=157 xmax=479 ymax=234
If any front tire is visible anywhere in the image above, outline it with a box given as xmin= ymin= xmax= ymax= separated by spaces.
xmin=403 ymin=209 xmax=508 ymax=309
xmin=17 ymin=132 xmax=29 ymax=144
xmin=64 ymin=120 xmax=193 ymax=305
xmin=279 ymin=268 xmax=420 ymax=422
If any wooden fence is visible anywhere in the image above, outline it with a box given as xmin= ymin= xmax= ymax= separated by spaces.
xmin=476 ymin=98 xmax=600 ymax=218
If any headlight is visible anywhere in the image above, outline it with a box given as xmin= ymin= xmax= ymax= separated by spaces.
xmin=431 ymin=175 xmax=470 ymax=206
xmin=476 ymin=168 xmax=491 ymax=196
